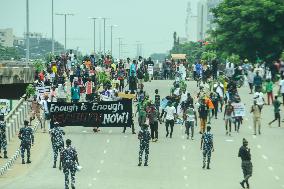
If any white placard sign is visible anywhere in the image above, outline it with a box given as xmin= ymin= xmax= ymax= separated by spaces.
xmin=232 ymin=103 xmax=245 ymax=117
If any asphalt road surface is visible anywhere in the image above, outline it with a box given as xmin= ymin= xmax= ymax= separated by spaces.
xmin=0 ymin=80 xmax=284 ymax=189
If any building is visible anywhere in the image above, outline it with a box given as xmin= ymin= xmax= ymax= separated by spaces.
xmin=0 ymin=28 xmax=14 ymax=47
xmin=186 ymin=0 xmax=221 ymax=41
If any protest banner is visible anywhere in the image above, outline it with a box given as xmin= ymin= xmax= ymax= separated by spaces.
xmin=232 ymin=102 xmax=245 ymax=117
xmin=48 ymin=99 xmax=132 ymax=128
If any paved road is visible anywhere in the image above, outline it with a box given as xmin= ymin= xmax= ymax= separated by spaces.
xmin=0 ymin=80 xmax=284 ymax=189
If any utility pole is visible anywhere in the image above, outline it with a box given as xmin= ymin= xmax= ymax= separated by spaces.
xmin=89 ymin=17 xmax=101 ymax=54
xmin=55 ymin=13 xmax=74 ymax=51
xmin=118 ymin=37 xmax=122 ymax=59
xmin=110 ymin=25 xmax=118 ymax=56
xmin=101 ymin=17 xmax=110 ymax=55
xmin=51 ymin=0 xmax=54 ymax=54
xmin=26 ymin=0 xmax=30 ymax=66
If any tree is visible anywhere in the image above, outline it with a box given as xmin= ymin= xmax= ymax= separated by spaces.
xmin=211 ymin=0 xmax=284 ymax=63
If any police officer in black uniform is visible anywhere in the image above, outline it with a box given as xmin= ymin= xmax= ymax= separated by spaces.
xmin=59 ymin=139 xmax=79 ymax=189
xmin=50 ymin=122 xmax=65 ymax=168
xmin=138 ymin=124 xmax=151 ymax=166
xmin=18 ymin=120 xmax=34 ymax=164
xmin=0 ymin=114 xmax=8 ymax=159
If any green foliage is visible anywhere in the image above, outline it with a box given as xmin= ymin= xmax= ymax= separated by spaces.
xmin=201 ymin=51 xmax=217 ymax=62
xmin=25 ymin=84 xmax=36 ymax=97
xmin=170 ymin=40 xmax=204 ymax=63
xmin=0 ymin=45 xmax=21 ymax=60
xmin=32 ymin=59 xmax=45 ymax=72
xmin=211 ymin=0 xmax=284 ymax=63
xmin=228 ymin=54 xmax=240 ymax=64
xmin=281 ymin=51 xmax=284 ymax=60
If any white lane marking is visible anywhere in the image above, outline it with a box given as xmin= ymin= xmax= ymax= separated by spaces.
xmin=225 ymin=139 xmax=234 ymax=142
xmin=262 ymin=155 xmax=268 ymax=160
xmin=268 ymin=166 xmax=274 ymax=171
xmin=124 ymin=135 xmax=128 ymax=138
xmin=185 ymin=184 xmax=189 ymax=187
xmin=182 ymin=145 xmax=186 ymax=150
xmin=93 ymin=177 xmax=97 ymax=181
xmin=183 ymin=166 xmax=187 ymax=170
xmin=182 ymin=156 xmax=186 ymax=161
xmin=106 ymin=139 xmax=110 ymax=143
xmin=82 ymin=131 xmax=87 ymax=133
xmin=88 ymin=183 xmax=92 ymax=187
xmin=182 ymin=136 xmax=185 ymax=139
xmin=248 ymin=126 xmax=252 ymax=130
xmin=184 ymin=175 xmax=188 ymax=180
xmin=103 ymin=150 xmax=107 ymax=154
xmin=245 ymin=118 xmax=248 ymax=121
xmin=275 ymin=176 xmax=280 ymax=180
xmin=109 ymin=130 xmax=112 ymax=134
xmin=252 ymin=135 xmax=256 ymax=139
xmin=97 ymin=169 xmax=101 ymax=174
xmin=100 ymin=160 xmax=104 ymax=164
xmin=257 ymin=145 xmax=262 ymax=149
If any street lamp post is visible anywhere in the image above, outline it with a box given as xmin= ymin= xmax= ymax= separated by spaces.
xmin=110 ymin=25 xmax=118 ymax=56
xmin=101 ymin=18 xmax=110 ymax=55
xmin=51 ymin=0 xmax=54 ymax=54
xmin=26 ymin=0 xmax=30 ymax=66
xmin=55 ymin=13 xmax=74 ymax=51
xmin=89 ymin=17 xmax=101 ymax=54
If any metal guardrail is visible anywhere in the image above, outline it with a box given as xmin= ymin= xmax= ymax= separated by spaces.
xmin=0 ymin=95 xmax=34 ymax=176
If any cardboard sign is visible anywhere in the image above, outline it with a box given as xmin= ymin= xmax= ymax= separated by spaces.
xmin=232 ymin=103 xmax=245 ymax=117
xmin=118 ymin=93 xmax=136 ymax=99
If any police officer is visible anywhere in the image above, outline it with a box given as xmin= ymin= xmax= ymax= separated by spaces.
xmin=59 ymin=139 xmax=79 ymax=189
xmin=0 ymin=114 xmax=8 ymax=159
xmin=238 ymin=138 xmax=253 ymax=189
xmin=50 ymin=122 xmax=65 ymax=168
xmin=18 ymin=120 xmax=34 ymax=164
xmin=138 ymin=124 xmax=151 ymax=166
xmin=200 ymin=126 xmax=214 ymax=169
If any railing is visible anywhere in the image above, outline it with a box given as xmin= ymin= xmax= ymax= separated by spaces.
xmin=0 ymin=95 xmax=35 ymax=176
xmin=4 ymin=95 xmax=29 ymax=143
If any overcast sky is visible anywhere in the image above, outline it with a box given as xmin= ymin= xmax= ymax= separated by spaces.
xmin=0 ymin=0 xmax=198 ymax=58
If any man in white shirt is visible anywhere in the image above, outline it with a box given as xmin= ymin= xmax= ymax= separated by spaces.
xmin=253 ymin=90 xmax=265 ymax=111
xmin=164 ymin=102 xmax=176 ymax=138
xmin=40 ymin=94 xmax=51 ymax=132
xmin=279 ymin=76 xmax=284 ymax=104
xmin=247 ymin=69 xmax=255 ymax=94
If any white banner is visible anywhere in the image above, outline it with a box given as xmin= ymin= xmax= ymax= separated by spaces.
xmin=36 ymin=86 xmax=51 ymax=99
xmin=232 ymin=103 xmax=245 ymax=117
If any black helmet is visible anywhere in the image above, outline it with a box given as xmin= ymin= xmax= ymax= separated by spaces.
xmin=66 ymin=139 xmax=72 ymax=145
